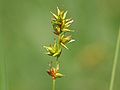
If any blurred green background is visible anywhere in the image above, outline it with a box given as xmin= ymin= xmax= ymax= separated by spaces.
xmin=0 ymin=0 xmax=120 ymax=90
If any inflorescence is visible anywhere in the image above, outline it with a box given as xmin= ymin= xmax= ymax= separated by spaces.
xmin=44 ymin=7 xmax=75 ymax=80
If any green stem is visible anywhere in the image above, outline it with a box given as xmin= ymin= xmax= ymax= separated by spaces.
xmin=52 ymin=79 xmax=56 ymax=90
xmin=1 ymin=56 xmax=7 ymax=90
xmin=109 ymin=27 xmax=120 ymax=90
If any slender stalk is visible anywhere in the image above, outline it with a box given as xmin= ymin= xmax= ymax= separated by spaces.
xmin=1 ymin=56 xmax=7 ymax=90
xmin=109 ymin=27 xmax=120 ymax=90
xmin=52 ymin=79 xmax=56 ymax=90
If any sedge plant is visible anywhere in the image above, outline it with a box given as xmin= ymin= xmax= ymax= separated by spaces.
xmin=43 ymin=7 xmax=75 ymax=90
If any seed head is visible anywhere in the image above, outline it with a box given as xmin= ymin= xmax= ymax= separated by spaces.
xmin=60 ymin=35 xmax=75 ymax=49
xmin=51 ymin=7 xmax=74 ymax=35
xmin=43 ymin=42 xmax=62 ymax=58
xmin=47 ymin=63 xmax=64 ymax=80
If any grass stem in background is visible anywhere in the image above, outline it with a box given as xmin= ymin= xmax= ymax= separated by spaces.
xmin=1 ymin=56 xmax=7 ymax=90
xmin=109 ymin=27 xmax=120 ymax=90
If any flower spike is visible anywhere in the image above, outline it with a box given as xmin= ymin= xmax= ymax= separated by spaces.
xmin=43 ymin=7 xmax=75 ymax=82
xmin=43 ymin=42 xmax=62 ymax=58
xmin=51 ymin=7 xmax=74 ymax=35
